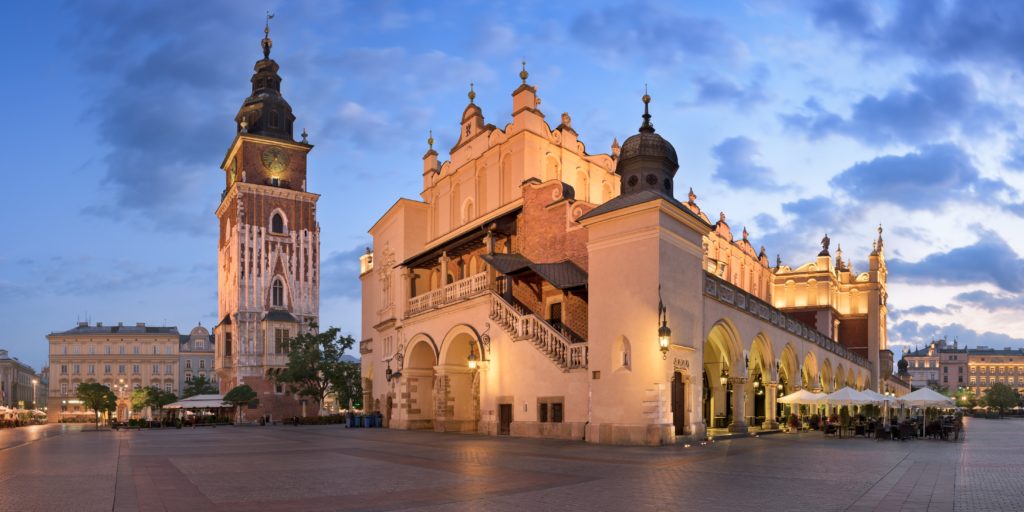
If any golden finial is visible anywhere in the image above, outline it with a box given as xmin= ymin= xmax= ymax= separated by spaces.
xmin=468 ymin=82 xmax=476 ymax=103
xmin=642 ymin=83 xmax=651 ymax=104
xmin=428 ymin=129 xmax=434 ymax=150
xmin=640 ymin=83 xmax=653 ymax=132
xmin=520 ymin=60 xmax=529 ymax=84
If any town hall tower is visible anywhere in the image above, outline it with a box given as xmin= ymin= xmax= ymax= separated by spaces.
xmin=214 ymin=20 xmax=320 ymax=419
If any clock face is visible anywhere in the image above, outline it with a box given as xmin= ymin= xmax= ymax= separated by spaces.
xmin=261 ymin=147 xmax=290 ymax=173
xmin=229 ymin=158 xmax=237 ymax=182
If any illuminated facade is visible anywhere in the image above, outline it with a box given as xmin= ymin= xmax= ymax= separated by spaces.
xmin=359 ymin=69 xmax=899 ymax=445
xmin=904 ymin=339 xmax=1024 ymax=396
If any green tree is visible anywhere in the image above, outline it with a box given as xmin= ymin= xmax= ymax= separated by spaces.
xmin=276 ymin=324 xmax=356 ymax=411
xmin=983 ymin=383 xmax=1020 ymax=414
xmin=130 ymin=387 xmax=149 ymax=413
xmin=223 ymin=384 xmax=258 ymax=424
xmin=331 ymin=361 xmax=363 ymax=411
xmin=147 ymin=386 xmax=178 ymax=419
xmin=182 ymin=375 xmax=218 ymax=398
xmin=76 ymin=382 xmax=117 ymax=430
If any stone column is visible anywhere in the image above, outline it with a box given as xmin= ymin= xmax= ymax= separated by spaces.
xmin=763 ymin=381 xmax=779 ymax=429
xmin=728 ymin=377 xmax=748 ymax=433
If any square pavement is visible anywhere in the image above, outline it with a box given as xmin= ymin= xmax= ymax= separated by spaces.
xmin=0 ymin=417 xmax=1020 ymax=511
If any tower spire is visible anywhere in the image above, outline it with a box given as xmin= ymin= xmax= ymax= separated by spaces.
xmin=520 ymin=60 xmax=529 ymax=84
xmin=262 ymin=11 xmax=275 ymax=59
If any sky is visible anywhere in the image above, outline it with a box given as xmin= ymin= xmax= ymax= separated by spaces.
xmin=4 ymin=0 xmax=1024 ymax=371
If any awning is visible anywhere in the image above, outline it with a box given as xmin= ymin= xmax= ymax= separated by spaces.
xmin=165 ymin=394 xmax=230 ymax=409
xmin=481 ymin=253 xmax=588 ymax=290
xmin=778 ymin=389 xmax=826 ymax=405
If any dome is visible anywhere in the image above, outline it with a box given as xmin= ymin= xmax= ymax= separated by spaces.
xmin=615 ymin=93 xmax=679 ymax=196
xmin=189 ymin=325 xmax=210 ymax=338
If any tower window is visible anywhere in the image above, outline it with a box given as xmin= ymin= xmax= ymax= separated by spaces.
xmin=270 ymin=111 xmax=279 ymax=128
xmin=271 ymin=213 xmax=285 ymax=234
xmin=272 ymin=278 xmax=284 ymax=307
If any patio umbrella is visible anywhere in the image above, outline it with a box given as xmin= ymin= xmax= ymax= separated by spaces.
xmin=824 ymin=387 xmax=874 ymax=406
xmin=859 ymin=389 xmax=893 ymax=403
xmin=897 ymin=388 xmax=955 ymax=408
xmin=778 ymin=389 xmax=826 ymax=404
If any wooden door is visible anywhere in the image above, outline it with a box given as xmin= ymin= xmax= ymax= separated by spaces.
xmin=498 ymin=404 xmax=512 ymax=436
xmin=672 ymin=372 xmax=686 ymax=435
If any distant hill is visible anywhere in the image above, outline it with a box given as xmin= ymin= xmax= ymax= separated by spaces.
xmin=342 ymin=354 xmax=360 ymax=363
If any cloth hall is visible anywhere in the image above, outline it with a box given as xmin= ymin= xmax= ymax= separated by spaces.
xmin=359 ymin=68 xmax=908 ymax=445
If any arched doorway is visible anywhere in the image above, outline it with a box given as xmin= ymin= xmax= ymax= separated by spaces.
xmin=437 ymin=327 xmax=481 ymax=432
xmin=703 ymin=321 xmax=740 ymax=431
xmin=403 ymin=340 xmax=436 ymax=430
xmin=671 ymin=372 xmax=686 ymax=435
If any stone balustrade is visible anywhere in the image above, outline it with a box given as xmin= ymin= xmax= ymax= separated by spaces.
xmin=406 ymin=272 xmax=490 ymax=317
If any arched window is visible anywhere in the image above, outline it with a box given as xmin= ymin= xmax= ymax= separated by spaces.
xmin=272 ymin=278 xmax=284 ymax=307
xmin=271 ymin=213 xmax=285 ymax=234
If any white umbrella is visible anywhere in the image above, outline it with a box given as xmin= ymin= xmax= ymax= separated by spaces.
xmin=859 ymin=389 xmax=894 ymax=403
xmin=778 ymin=389 xmax=826 ymax=405
xmin=825 ymin=387 xmax=874 ymax=406
xmin=897 ymin=388 xmax=955 ymax=408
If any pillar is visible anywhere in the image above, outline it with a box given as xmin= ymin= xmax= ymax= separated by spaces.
xmin=764 ymin=381 xmax=779 ymax=429
xmin=728 ymin=377 xmax=748 ymax=433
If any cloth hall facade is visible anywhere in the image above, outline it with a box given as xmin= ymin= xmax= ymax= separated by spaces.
xmin=359 ymin=70 xmax=905 ymax=445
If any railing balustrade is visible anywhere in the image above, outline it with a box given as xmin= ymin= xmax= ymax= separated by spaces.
xmin=489 ymin=293 xmax=588 ymax=371
xmin=406 ymin=272 xmax=490 ymax=317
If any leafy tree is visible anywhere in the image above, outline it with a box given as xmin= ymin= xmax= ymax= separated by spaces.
xmin=182 ymin=375 xmax=218 ymax=398
xmin=276 ymin=324 xmax=356 ymax=411
xmin=147 ymin=387 xmax=178 ymax=419
xmin=983 ymin=383 xmax=1020 ymax=414
xmin=76 ymin=382 xmax=117 ymax=430
xmin=223 ymin=384 xmax=258 ymax=423
xmin=331 ymin=361 xmax=363 ymax=411
xmin=130 ymin=387 xmax=149 ymax=412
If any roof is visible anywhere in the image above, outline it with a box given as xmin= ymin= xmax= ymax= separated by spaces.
xmin=577 ymin=189 xmax=709 ymax=225
xmin=50 ymin=324 xmax=179 ymax=336
xmin=165 ymin=394 xmax=229 ymax=409
xmin=264 ymin=310 xmax=299 ymax=323
xmin=481 ymin=253 xmax=588 ymax=290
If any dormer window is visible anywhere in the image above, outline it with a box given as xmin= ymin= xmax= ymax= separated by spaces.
xmin=271 ymin=212 xmax=285 ymax=234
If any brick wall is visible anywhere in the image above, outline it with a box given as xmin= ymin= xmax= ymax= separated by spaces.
xmin=517 ymin=180 xmax=593 ymax=271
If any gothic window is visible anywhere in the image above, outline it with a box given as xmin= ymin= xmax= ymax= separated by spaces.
xmin=225 ymin=332 xmax=233 ymax=356
xmin=274 ymin=329 xmax=290 ymax=354
xmin=271 ymin=212 xmax=285 ymax=234
xmin=272 ymin=278 xmax=284 ymax=307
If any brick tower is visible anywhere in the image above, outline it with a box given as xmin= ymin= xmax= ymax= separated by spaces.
xmin=214 ymin=19 xmax=320 ymax=420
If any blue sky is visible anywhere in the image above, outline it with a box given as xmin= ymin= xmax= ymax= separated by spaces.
xmin=4 ymin=0 xmax=1024 ymax=371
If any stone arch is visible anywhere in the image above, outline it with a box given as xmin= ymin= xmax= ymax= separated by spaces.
xmin=703 ymin=320 xmax=744 ymax=430
xmin=704 ymin=319 xmax=744 ymax=374
xmin=779 ymin=343 xmax=799 ymax=391
xmin=612 ymin=335 xmax=632 ymax=371
xmin=576 ymin=169 xmax=589 ymax=201
xmin=802 ymin=352 xmax=819 ymax=391
xmin=749 ymin=333 xmax=775 ymax=378
xmin=835 ymin=363 xmax=846 ymax=389
xmin=461 ymin=197 xmax=475 ymax=224
xmin=847 ymin=367 xmax=856 ymax=389
xmin=544 ymin=155 xmax=561 ymax=182
xmin=821 ymin=358 xmax=835 ymax=392
xmin=437 ymin=324 xmax=481 ymax=432
xmin=438 ymin=324 xmax=482 ymax=367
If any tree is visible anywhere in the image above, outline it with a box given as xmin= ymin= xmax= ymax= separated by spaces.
xmin=983 ymin=383 xmax=1020 ymax=414
xmin=276 ymin=324 xmax=356 ymax=412
xmin=147 ymin=387 xmax=178 ymax=420
xmin=182 ymin=375 xmax=218 ymax=398
xmin=76 ymin=382 xmax=117 ymax=430
xmin=130 ymin=387 xmax=149 ymax=413
xmin=223 ymin=384 xmax=258 ymax=424
xmin=331 ymin=361 xmax=363 ymax=411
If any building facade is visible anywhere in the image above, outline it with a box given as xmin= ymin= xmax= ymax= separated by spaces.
xmin=46 ymin=322 xmax=180 ymax=422
xmin=213 ymin=25 xmax=319 ymax=420
xmin=179 ymin=324 xmax=216 ymax=391
xmin=359 ymin=71 xmax=903 ymax=446
xmin=0 ymin=349 xmax=40 ymax=409
xmin=904 ymin=339 xmax=1024 ymax=397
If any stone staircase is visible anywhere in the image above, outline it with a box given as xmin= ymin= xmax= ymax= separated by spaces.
xmin=488 ymin=292 xmax=588 ymax=371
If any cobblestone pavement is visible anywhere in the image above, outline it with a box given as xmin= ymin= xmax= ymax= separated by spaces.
xmin=0 ymin=418 xmax=1019 ymax=511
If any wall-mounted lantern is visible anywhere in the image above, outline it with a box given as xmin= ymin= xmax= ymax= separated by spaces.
xmin=719 ymin=368 xmax=729 ymax=386
xmin=467 ymin=339 xmax=478 ymax=370
xmin=657 ymin=286 xmax=671 ymax=359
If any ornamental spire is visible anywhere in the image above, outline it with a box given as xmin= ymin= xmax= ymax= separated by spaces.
xmin=520 ymin=60 xmax=529 ymax=84
xmin=640 ymin=84 xmax=654 ymax=133
xmin=262 ymin=11 xmax=275 ymax=59
xmin=468 ymin=82 xmax=476 ymax=104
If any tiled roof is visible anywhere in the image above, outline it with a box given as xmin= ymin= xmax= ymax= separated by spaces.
xmin=481 ymin=253 xmax=588 ymax=290
xmin=51 ymin=324 xmax=179 ymax=336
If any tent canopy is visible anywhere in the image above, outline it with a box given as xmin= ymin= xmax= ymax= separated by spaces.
xmin=897 ymin=387 xmax=955 ymax=408
xmin=824 ymin=387 xmax=873 ymax=405
xmin=778 ymin=389 xmax=826 ymax=405
xmin=858 ymin=389 xmax=894 ymax=403
xmin=165 ymin=394 xmax=229 ymax=410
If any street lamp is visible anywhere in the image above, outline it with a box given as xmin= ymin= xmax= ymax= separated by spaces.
xmin=657 ymin=286 xmax=671 ymax=359
xmin=467 ymin=339 xmax=478 ymax=370
xmin=719 ymin=368 xmax=729 ymax=386
xmin=31 ymin=378 xmax=37 ymax=410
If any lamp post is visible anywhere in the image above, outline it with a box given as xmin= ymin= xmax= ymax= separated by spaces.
xmin=467 ymin=340 xmax=478 ymax=370
xmin=31 ymin=378 xmax=37 ymax=410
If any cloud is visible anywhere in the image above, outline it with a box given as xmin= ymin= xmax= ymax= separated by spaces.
xmin=1003 ymin=137 xmax=1024 ymax=172
xmin=888 ymin=229 xmax=1024 ymax=293
xmin=571 ymin=2 xmax=745 ymax=66
xmin=686 ymin=66 xmax=770 ymax=110
xmin=321 ymin=245 xmax=370 ymax=300
xmin=710 ymin=136 xmax=782 ymax=190
xmin=890 ymin=319 xmax=1024 ymax=352
xmin=782 ymin=72 xmax=1004 ymax=146
xmin=953 ymin=290 xmax=1024 ymax=311
xmin=829 ymin=144 xmax=1013 ymax=211
xmin=808 ymin=1 xmax=1024 ymax=72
